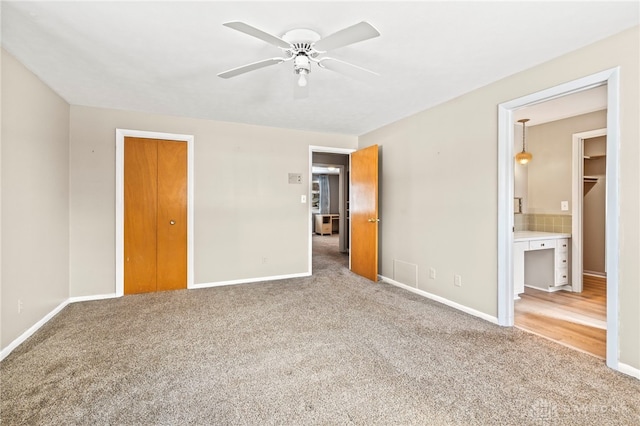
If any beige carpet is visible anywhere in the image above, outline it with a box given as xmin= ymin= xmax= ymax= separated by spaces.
xmin=1 ymin=235 xmax=639 ymax=425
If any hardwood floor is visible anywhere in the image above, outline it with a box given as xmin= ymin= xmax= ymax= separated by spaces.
xmin=515 ymin=275 xmax=606 ymax=359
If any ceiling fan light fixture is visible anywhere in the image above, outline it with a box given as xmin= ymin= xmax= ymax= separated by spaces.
xmin=294 ymin=55 xmax=310 ymax=87
xmin=515 ymin=118 xmax=532 ymax=165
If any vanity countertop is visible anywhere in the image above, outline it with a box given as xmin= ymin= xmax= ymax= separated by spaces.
xmin=514 ymin=231 xmax=571 ymax=242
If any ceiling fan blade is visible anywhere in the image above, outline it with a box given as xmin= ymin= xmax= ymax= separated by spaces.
xmin=217 ymin=58 xmax=285 ymax=79
xmin=223 ymin=21 xmax=291 ymax=49
xmin=318 ymin=57 xmax=379 ymax=83
xmin=313 ymin=21 xmax=380 ymax=52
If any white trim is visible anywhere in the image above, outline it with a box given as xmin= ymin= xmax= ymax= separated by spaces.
xmin=191 ymin=272 xmax=311 ymax=289
xmin=497 ymin=68 xmax=621 ymax=372
xmin=497 ymin=104 xmax=515 ymax=326
xmin=380 ymin=275 xmax=500 ymax=325
xmin=618 ymin=363 xmax=640 ymax=380
xmin=0 ymin=300 xmax=69 ymax=361
xmin=604 ymin=69 xmax=620 ymax=369
xmin=68 ymin=293 xmax=119 ymax=304
xmin=308 ymin=145 xmax=355 ymax=275
xmin=115 ymin=129 xmax=195 ymax=296
xmin=571 ymin=128 xmax=607 ymax=294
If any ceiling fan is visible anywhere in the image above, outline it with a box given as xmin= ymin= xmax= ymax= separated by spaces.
xmin=217 ymin=21 xmax=381 ymax=94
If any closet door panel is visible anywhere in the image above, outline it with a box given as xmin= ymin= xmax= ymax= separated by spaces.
xmin=124 ymin=137 xmax=158 ymax=294
xmin=156 ymin=140 xmax=188 ymax=291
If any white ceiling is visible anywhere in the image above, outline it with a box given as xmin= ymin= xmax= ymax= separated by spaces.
xmin=2 ymin=1 xmax=638 ymax=136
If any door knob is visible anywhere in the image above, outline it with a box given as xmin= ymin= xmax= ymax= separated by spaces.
xmin=368 ymin=218 xmax=380 ymax=223
xmin=170 ymin=220 xmax=176 ymax=225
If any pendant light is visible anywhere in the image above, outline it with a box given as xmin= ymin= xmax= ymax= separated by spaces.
xmin=515 ymin=118 xmax=532 ymax=165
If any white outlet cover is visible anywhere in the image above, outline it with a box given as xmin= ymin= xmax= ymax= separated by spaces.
xmin=561 ymin=201 xmax=569 ymax=211
xmin=301 ymin=195 xmax=307 ymax=203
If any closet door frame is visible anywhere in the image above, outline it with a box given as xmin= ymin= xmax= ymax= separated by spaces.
xmin=116 ymin=128 xmax=195 ymax=297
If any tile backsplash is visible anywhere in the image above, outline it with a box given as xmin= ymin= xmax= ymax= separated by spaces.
xmin=514 ymin=213 xmax=572 ymax=234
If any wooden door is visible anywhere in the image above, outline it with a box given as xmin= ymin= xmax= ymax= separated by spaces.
xmin=350 ymin=144 xmax=379 ymax=281
xmin=124 ymin=137 xmax=187 ymax=294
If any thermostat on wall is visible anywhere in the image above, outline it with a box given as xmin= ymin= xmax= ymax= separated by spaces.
xmin=288 ymin=173 xmax=302 ymax=184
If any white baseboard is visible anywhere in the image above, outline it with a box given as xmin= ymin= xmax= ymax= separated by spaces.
xmin=379 ymin=275 xmax=499 ymax=325
xmin=0 ymin=299 xmax=70 ymax=361
xmin=618 ymin=362 xmax=640 ymax=380
xmin=191 ymin=272 xmax=312 ymax=289
xmin=68 ymin=293 xmax=119 ymax=303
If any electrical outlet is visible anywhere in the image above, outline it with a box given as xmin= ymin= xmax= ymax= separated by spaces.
xmin=262 ymin=257 xmax=268 ymax=264
xmin=18 ymin=299 xmax=24 ymax=314
xmin=301 ymin=195 xmax=307 ymax=203
xmin=429 ymin=268 xmax=436 ymax=279
xmin=561 ymin=201 xmax=569 ymax=211
xmin=454 ymin=275 xmax=462 ymax=287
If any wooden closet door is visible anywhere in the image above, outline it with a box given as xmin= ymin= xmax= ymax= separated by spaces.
xmin=156 ymin=140 xmax=187 ymax=291
xmin=124 ymin=137 xmax=187 ymax=294
xmin=124 ymin=137 xmax=158 ymax=294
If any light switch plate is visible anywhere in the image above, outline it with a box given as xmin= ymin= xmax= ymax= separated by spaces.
xmin=301 ymin=195 xmax=307 ymax=203
xmin=561 ymin=201 xmax=569 ymax=211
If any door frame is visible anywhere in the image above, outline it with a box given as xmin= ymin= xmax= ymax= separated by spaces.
xmin=497 ymin=67 xmax=620 ymax=370
xmin=115 ymin=129 xmax=195 ymax=296
xmin=308 ymin=145 xmax=355 ymax=274
xmin=571 ymin=128 xmax=607 ymax=293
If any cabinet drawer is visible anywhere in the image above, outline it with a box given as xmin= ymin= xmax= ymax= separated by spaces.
xmin=555 ymin=268 xmax=569 ymax=285
xmin=556 ymin=251 xmax=569 ymax=266
xmin=557 ymin=239 xmax=569 ymax=253
xmin=529 ymin=239 xmax=556 ymax=250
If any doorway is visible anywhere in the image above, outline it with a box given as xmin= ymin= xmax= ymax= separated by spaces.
xmin=310 ymin=148 xmax=352 ymax=272
xmin=511 ymin=101 xmax=608 ymax=358
xmin=115 ymin=129 xmax=195 ymax=296
xmin=497 ymin=68 xmax=621 ymax=370
xmin=309 ymin=145 xmax=380 ymax=282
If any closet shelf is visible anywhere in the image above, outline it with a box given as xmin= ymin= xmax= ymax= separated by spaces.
xmin=584 ymin=154 xmax=606 ymax=160
xmin=584 ymin=176 xmax=599 ymax=183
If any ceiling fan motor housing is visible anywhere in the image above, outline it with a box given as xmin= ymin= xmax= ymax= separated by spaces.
xmin=281 ymin=29 xmax=320 ymax=76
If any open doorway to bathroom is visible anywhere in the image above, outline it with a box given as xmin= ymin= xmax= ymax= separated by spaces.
xmin=511 ymin=86 xmax=607 ymax=359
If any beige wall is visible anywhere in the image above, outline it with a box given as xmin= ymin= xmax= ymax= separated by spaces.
xmin=583 ymin=136 xmax=607 ymax=274
xmin=359 ymin=27 xmax=639 ymax=369
xmin=1 ymin=50 xmax=70 ymax=348
xmin=69 ymin=106 xmax=357 ymax=296
xmin=527 ymin=111 xmax=606 ymax=214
